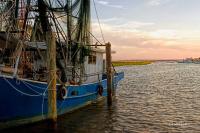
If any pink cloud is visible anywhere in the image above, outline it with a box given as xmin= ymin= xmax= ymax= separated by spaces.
xmin=91 ymin=21 xmax=200 ymax=60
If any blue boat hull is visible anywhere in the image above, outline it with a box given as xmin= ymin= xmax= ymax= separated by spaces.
xmin=0 ymin=72 xmax=124 ymax=129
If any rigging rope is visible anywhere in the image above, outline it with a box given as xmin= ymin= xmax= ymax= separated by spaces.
xmin=92 ymin=0 xmax=106 ymax=44
xmin=3 ymin=77 xmax=43 ymax=97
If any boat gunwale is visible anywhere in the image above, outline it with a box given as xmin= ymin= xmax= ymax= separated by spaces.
xmin=0 ymin=74 xmax=108 ymax=86
xmin=0 ymin=72 xmax=123 ymax=86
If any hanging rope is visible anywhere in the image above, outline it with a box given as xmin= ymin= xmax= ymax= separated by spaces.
xmin=3 ymin=76 xmax=43 ymax=97
xmin=92 ymin=0 xmax=106 ymax=44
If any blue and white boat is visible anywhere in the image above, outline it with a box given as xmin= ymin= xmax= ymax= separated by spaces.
xmin=0 ymin=0 xmax=124 ymax=129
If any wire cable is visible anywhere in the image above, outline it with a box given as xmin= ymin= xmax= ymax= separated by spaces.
xmin=92 ymin=0 xmax=106 ymax=44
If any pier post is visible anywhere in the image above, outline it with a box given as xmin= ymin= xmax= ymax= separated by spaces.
xmin=47 ymin=32 xmax=57 ymax=124
xmin=106 ymin=42 xmax=112 ymax=106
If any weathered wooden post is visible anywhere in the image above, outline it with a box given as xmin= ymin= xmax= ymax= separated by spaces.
xmin=46 ymin=32 xmax=57 ymax=124
xmin=106 ymin=42 xmax=112 ymax=106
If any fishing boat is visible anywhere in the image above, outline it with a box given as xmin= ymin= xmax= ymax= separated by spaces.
xmin=0 ymin=0 xmax=124 ymax=129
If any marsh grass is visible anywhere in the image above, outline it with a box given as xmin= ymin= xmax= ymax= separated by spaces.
xmin=112 ymin=61 xmax=153 ymax=67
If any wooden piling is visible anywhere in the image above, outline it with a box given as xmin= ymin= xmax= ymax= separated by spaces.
xmin=106 ymin=42 xmax=112 ymax=106
xmin=46 ymin=32 xmax=57 ymax=124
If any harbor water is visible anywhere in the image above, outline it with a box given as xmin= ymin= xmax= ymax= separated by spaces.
xmin=3 ymin=62 xmax=200 ymax=133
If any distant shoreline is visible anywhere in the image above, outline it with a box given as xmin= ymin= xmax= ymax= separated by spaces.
xmin=112 ymin=61 xmax=153 ymax=67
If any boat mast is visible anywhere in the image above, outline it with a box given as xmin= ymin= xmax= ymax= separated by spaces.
xmin=67 ymin=0 xmax=72 ymax=42
xmin=14 ymin=0 xmax=19 ymax=24
xmin=21 ymin=0 xmax=30 ymax=36
xmin=67 ymin=0 xmax=75 ymax=81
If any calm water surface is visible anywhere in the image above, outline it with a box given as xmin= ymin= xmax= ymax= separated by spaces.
xmin=4 ymin=62 xmax=200 ymax=133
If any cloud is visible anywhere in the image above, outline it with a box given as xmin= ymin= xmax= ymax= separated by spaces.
xmin=114 ymin=21 xmax=155 ymax=31
xmin=148 ymin=0 xmax=161 ymax=6
xmin=91 ymin=18 xmax=200 ymax=60
xmin=93 ymin=18 xmax=154 ymax=30
xmin=96 ymin=0 xmax=124 ymax=9
xmin=149 ymin=29 xmax=179 ymax=39
xmin=97 ymin=0 xmax=108 ymax=5
xmin=147 ymin=0 xmax=171 ymax=6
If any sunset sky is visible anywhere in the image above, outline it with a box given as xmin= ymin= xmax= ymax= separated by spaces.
xmin=91 ymin=0 xmax=200 ymax=60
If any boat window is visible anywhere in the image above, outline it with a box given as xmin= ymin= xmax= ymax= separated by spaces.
xmin=88 ymin=55 xmax=96 ymax=64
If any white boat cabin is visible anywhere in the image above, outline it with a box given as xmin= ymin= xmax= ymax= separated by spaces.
xmin=84 ymin=47 xmax=105 ymax=83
